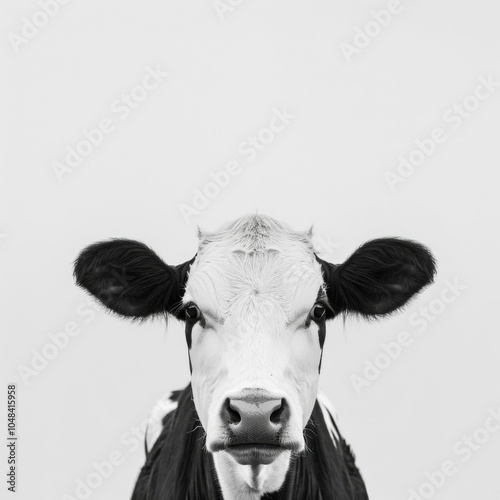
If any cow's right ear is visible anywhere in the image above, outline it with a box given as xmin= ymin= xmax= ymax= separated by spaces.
xmin=73 ymin=239 xmax=194 ymax=320
xmin=317 ymin=238 xmax=436 ymax=318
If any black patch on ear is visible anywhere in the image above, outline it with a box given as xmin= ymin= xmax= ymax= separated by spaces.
xmin=317 ymin=238 xmax=436 ymax=318
xmin=74 ymin=239 xmax=193 ymax=319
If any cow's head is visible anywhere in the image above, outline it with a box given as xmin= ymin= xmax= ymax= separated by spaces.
xmin=74 ymin=215 xmax=435 ymax=494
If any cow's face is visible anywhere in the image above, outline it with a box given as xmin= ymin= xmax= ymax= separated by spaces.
xmin=74 ymin=215 xmax=435 ymax=489
xmin=183 ymin=228 xmax=326 ymax=457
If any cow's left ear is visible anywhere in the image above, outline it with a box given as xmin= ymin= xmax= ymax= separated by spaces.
xmin=74 ymin=239 xmax=194 ymax=320
xmin=317 ymin=238 xmax=436 ymax=318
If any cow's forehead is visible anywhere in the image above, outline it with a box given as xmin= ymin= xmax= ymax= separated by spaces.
xmin=184 ymin=215 xmax=325 ymax=319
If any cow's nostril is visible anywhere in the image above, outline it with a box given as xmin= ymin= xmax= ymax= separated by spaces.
xmin=225 ymin=398 xmax=241 ymax=424
xmin=270 ymin=398 xmax=286 ymax=424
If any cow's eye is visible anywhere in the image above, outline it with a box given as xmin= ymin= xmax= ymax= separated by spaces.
xmin=185 ymin=303 xmax=201 ymax=321
xmin=310 ymin=303 xmax=326 ymax=321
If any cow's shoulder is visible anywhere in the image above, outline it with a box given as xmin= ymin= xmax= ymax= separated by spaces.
xmin=316 ymin=390 xmax=341 ymax=445
xmin=313 ymin=391 xmax=369 ymax=499
xmin=144 ymin=389 xmax=182 ymax=453
xmin=133 ymin=385 xmax=223 ymax=500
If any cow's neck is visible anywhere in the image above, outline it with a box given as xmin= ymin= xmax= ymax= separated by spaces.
xmin=213 ymin=449 xmax=291 ymax=500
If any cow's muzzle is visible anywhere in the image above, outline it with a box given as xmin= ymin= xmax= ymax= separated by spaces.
xmin=214 ymin=389 xmax=296 ymax=465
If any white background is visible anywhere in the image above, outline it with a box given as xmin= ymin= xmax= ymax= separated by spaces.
xmin=2 ymin=1 xmax=500 ymax=499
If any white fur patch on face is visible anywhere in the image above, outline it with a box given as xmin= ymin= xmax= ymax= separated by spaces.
xmin=183 ymin=215 xmax=328 ymax=492
xmin=185 ymin=215 xmax=323 ymax=327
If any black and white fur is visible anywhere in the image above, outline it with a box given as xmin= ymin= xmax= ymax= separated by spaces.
xmin=74 ymin=215 xmax=436 ymax=499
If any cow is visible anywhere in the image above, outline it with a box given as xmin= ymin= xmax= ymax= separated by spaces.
xmin=74 ymin=215 xmax=436 ymax=500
